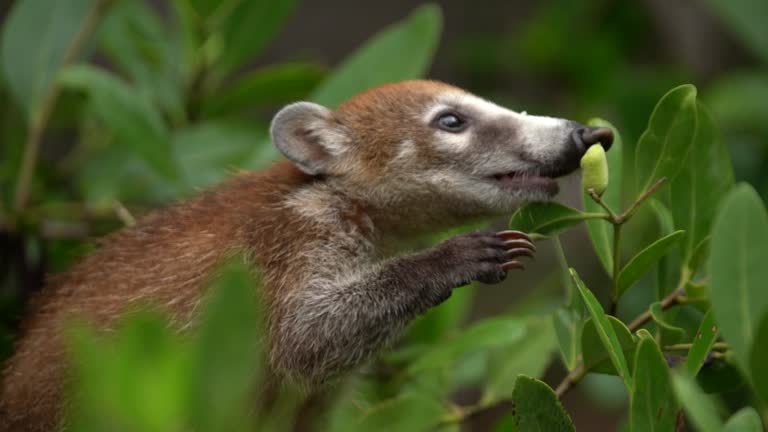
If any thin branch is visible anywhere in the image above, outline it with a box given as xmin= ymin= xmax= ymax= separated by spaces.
xmin=618 ymin=177 xmax=668 ymax=223
xmin=113 ymin=200 xmax=136 ymax=226
xmin=588 ymin=189 xmax=618 ymax=221
xmin=554 ymin=287 xmax=685 ymax=400
xmin=13 ymin=0 xmax=112 ymax=212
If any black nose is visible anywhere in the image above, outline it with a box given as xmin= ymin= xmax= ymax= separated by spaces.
xmin=571 ymin=126 xmax=614 ymax=154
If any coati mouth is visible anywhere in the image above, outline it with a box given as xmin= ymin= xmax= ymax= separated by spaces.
xmin=489 ymin=171 xmax=559 ymax=196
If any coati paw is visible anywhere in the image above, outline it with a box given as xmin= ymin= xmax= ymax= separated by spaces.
xmin=435 ymin=230 xmax=535 ymax=286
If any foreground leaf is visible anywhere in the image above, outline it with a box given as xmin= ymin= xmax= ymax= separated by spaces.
xmin=634 ymin=84 xmax=698 ymax=193
xmin=509 ymin=202 xmax=598 ymax=237
xmin=358 ymin=393 xmax=446 ymax=432
xmin=707 ymin=183 xmax=768 ymax=372
xmin=311 ymin=4 xmax=442 ymax=107
xmin=582 ymin=118 xmax=622 ymax=275
xmin=1 ymin=0 xmax=92 ymax=119
xmin=616 ymin=230 xmax=685 ymax=298
xmin=669 ymin=104 xmax=734 ymax=266
xmin=672 ymin=373 xmax=723 ymax=432
xmin=570 ymin=269 xmax=633 ymax=390
xmin=686 ymin=310 xmax=719 ymax=377
xmin=581 ymin=316 xmax=636 ymax=375
xmin=511 ymin=376 xmax=575 ymax=432
xmin=649 ymin=302 xmax=685 ymax=345
xmin=629 ymin=337 xmax=678 ymax=432
xmin=723 ymin=407 xmax=763 ymax=432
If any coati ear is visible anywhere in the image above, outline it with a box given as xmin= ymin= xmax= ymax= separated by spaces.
xmin=270 ymin=102 xmax=348 ymax=175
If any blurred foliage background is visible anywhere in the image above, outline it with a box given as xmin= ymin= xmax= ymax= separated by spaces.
xmin=1 ymin=0 xmax=768 ymax=430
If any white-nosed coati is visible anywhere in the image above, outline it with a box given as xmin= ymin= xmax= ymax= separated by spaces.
xmin=0 ymin=80 xmax=612 ymax=430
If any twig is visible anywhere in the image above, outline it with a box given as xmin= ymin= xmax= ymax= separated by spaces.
xmin=588 ymin=189 xmax=618 ymax=221
xmin=664 ymin=342 xmax=728 ymax=352
xmin=618 ymin=177 xmax=667 ymax=223
xmin=554 ymin=287 xmax=685 ymax=399
xmin=113 ymin=201 xmax=136 ymax=226
xmin=12 ymin=0 xmax=112 ymax=212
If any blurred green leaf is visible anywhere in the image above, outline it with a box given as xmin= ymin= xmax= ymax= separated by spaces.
xmin=190 ymin=260 xmax=263 ymax=432
xmin=629 ymin=337 xmax=678 ymax=432
xmin=669 ymin=104 xmax=734 ymax=267
xmin=634 ymin=84 xmax=697 ymax=194
xmin=510 ymin=376 xmax=575 ymax=432
xmin=697 ymin=359 xmax=745 ymax=394
xmin=0 ymin=0 xmax=92 ymax=120
xmin=581 ymin=316 xmax=636 ymax=375
xmin=357 ymin=392 xmax=446 ymax=432
xmin=707 ymin=73 xmax=768 ymax=135
xmin=616 ymin=230 xmax=685 ymax=298
xmin=407 ymin=316 xmax=525 ymax=374
xmin=204 ymin=63 xmax=326 ymax=117
xmin=311 ymin=4 xmax=442 ymax=107
xmin=750 ymin=312 xmax=768 ymax=404
xmin=571 ymin=268 xmax=633 ymax=390
xmin=723 ymin=406 xmax=763 ymax=432
xmin=67 ymin=312 xmax=191 ymax=432
xmin=172 ymin=121 xmax=269 ymax=190
xmin=707 ymin=183 xmax=768 ymax=372
xmin=687 ymin=310 xmax=719 ymax=377
xmin=649 ymin=302 xmax=685 ymax=345
xmin=97 ymin=0 xmax=185 ymax=122
xmin=482 ymin=317 xmax=557 ymax=404
xmin=218 ymin=0 xmax=299 ymax=74
xmin=509 ymin=202 xmax=596 ymax=237
xmin=493 ymin=414 xmax=517 ymax=432
xmin=672 ymin=373 xmax=723 ymax=432
xmin=701 ymin=0 xmax=768 ymax=64
xmin=553 ymin=307 xmax=582 ymax=371
xmin=583 ymin=118 xmax=622 ymax=275
xmin=59 ymin=64 xmax=177 ymax=180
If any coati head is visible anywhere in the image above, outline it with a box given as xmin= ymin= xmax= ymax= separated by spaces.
xmin=270 ymin=80 xmax=612 ymax=223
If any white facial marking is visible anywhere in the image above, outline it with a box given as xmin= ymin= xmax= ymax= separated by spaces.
xmin=394 ymin=139 xmax=416 ymax=160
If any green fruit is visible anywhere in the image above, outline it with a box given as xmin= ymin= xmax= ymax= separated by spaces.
xmin=581 ymin=145 xmax=609 ymax=196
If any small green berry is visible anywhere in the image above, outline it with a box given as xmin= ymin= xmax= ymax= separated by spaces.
xmin=580 ymin=145 xmax=609 ymax=196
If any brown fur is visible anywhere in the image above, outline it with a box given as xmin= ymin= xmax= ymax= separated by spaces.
xmin=0 ymin=162 xmax=327 ymax=430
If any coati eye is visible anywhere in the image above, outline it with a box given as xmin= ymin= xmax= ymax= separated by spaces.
xmin=433 ymin=112 xmax=468 ymax=132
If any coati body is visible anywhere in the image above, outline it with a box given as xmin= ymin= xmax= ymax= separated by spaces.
xmin=0 ymin=80 xmax=611 ymax=430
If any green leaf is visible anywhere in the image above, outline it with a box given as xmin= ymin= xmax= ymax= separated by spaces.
xmin=310 ymin=4 xmax=442 ymax=107
xmin=686 ymin=310 xmax=719 ymax=376
xmin=510 ymin=376 xmax=575 ymax=432
xmin=191 ymin=260 xmax=264 ymax=432
xmin=482 ymin=318 xmax=557 ymax=404
xmin=634 ymin=84 xmax=698 ymax=193
xmin=616 ymin=230 xmax=685 ymax=298
xmin=172 ymin=121 xmax=269 ymax=190
xmin=218 ymin=0 xmax=299 ymax=74
xmin=707 ymin=183 xmax=768 ymax=372
xmin=629 ymin=337 xmax=678 ymax=432
xmin=407 ymin=316 xmax=526 ymax=374
xmin=724 ymin=407 xmax=763 ymax=432
xmin=582 ymin=118 xmax=622 ymax=275
xmin=581 ymin=316 xmax=636 ymax=375
xmin=509 ymin=202 xmax=597 ymax=237
xmin=750 ymin=312 xmax=768 ymax=404
xmin=0 ymin=0 xmax=92 ymax=120
xmin=97 ymin=0 xmax=185 ymax=122
xmin=357 ymin=393 xmax=446 ymax=432
xmin=203 ymin=63 xmax=327 ymax=117
xmin=672 ymin=373 xmax=723 ymax=432
xmin=649 ymin=302 xmax=685 ymax=345
xmin=553 ymin=307 xmax=581 ymax=370
xmin=570 ymin=268 xmax=633 ymax=390
xmin=59 ymin=64 xmax=177 ymax=180
xmin=707 ymin=73 xmax=768 ymax=133
xmin=669 ymin=104 xmax=734 ymax=267
xmin=701 ymin=0 xmax=768 ymax=64
xmin=649 ymin=199 xmax=681 ymax=299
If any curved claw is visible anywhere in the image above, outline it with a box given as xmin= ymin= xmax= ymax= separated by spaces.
xmin=496 ymin=230 xmax=532 ymax=242
xmin=506 ymin=248 xmax=535 ymax=259
xmin=503 ymin=239 xmax=536 ymax=251
xmin=502 ymin=260 xmax=524 ymax=271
